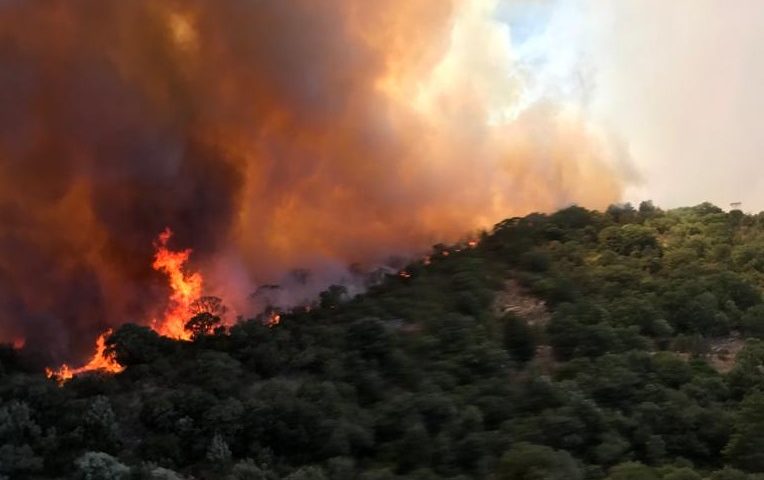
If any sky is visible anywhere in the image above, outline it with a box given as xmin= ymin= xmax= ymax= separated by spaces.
xmin=501 ymin=0 xmax=764 ymax=211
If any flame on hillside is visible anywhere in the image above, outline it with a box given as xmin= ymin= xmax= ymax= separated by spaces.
xmin=0 ymin=0 xmax=628 ymax=362
xmin=151 ymin=228 xmax=203 ymax=340
xmin=44 ymin=230 xmax=482 ymax=382
xmin=45 ymin=330 xmax=123 ymax=384
xmin=266 ymin=312 xmax=281 ymax=327
xmin=47 ymin=229 xmax=205 ymax=383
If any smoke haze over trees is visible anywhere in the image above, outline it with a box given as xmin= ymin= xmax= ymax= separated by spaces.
xmin=0 ymin=0 xmax=626 ymax=362
xmin=4 ymin=203 xmax=764 ymax=479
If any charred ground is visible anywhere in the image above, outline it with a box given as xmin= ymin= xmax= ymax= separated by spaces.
xmin=5 ymin=203 xmax=764 ymax=479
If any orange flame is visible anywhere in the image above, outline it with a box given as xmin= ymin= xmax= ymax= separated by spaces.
xmin=45 ymin=329 xmax=124 ymax=384
xmin=151 ymin=228 xmax=203 ymax=340
xmin=266 ymin=312 xmax=281 ymax=327
xmin=47 ymin=228 xmax=205 ymax=384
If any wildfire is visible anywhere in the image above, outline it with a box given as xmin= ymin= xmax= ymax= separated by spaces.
xmin=46 ymin=228 xmax=205 ymax=384
xmin=42 ymin=227 xmax=472 ymax=384
xmin=266 ymin=312 xmax=281 ymax=326
xmin=45 ymin=330 xmax=124 ymax=384
xmin=151 ymin=228 xmax=203 ymax=340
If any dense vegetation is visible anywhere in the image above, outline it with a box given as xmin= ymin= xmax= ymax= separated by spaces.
xmin=6 ymin=202 xmax=764 ymax=479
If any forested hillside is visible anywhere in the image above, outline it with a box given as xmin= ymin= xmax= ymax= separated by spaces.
xmin=5 ymin=202 xmax=764 ymax=479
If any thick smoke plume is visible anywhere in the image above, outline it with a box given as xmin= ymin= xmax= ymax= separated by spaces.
xmin=0 ymin=0 xmax=624 ymax=362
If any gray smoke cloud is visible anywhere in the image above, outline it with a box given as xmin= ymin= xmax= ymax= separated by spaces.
xmin=0 ymin=0 xmax=626 ymax=363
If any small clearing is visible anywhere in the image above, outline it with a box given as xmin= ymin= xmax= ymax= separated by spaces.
xmin=493 ymin=279 xmax=551 ymax=327
xmin=705 ymin=336 xmax=746 ymax=374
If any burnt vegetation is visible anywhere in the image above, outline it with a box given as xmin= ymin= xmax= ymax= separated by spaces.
xmin=6 ymin=203 xmax=764 ymax=479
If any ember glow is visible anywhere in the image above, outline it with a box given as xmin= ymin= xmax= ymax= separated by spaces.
xmin=0 ymin=0 xmax=628 ymax=362
xmin=266 ymin=312 xmax=281 ymax=327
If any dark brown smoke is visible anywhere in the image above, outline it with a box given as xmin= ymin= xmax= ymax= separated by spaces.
xmin=0 ymin=0 xmax=625 ymax=363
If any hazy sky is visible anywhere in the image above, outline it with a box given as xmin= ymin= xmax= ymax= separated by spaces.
xmin=504 ymin=0 xmax=764 ymax=211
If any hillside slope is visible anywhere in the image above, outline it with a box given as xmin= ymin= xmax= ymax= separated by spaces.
xmin=4 ymin=202 xmax=764 ymax=479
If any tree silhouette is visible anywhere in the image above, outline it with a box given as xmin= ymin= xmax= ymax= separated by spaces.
xmin=186 ymin=296 xmax=228 ymax=340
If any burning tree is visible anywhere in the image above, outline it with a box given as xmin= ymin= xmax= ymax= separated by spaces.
xmin=186 ymin=296 xmax=228 ymax=340
xmin=45 ymin=330 xmax=124 ymax=384
xmin=152 ymin=228 xmax=203 ymax=340
xmin=46 ymin=228 xmax=211 ymax=382
xmin=190 ymin=296 xmax=228 ymax=317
